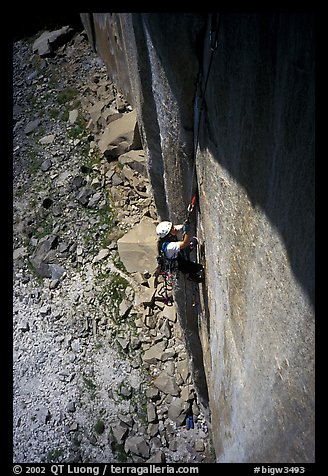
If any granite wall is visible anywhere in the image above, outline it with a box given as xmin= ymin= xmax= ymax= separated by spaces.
xmin=80 ymin=12 xmax=315 ymax=463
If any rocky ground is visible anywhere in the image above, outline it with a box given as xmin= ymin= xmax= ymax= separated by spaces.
xmin=13 ymin=26 xmax=215 ymax=463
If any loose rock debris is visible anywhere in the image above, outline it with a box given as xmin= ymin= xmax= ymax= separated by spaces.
xmin=13 ymin=27 xmax=215 ymax=463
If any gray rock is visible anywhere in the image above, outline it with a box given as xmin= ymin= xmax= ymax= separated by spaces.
xmin=194 ymin=440 xmax=205 ymax=452
xmin=147 ymin=402 xmax=157 ymax=423
xmin=48 ymin=264 xmax=65 ymax=280
xmin=130 ymin=336 xmax=141 ymax=350
xmin=118 ymin=413 xmax=134 ymax=427
xmin=167 ymin=397 xmax=188 ymax=424
xmin=147 ymin=423 xmax=159 ymax=438
xmin=176 ymin=359 xmax=190 ymax=383
xmin=76 ymin=187 xmax=94 ymax=206
xmin=18 ymin=320 xmax=30 ymax=332
xmin=153 ymin=372 xmax=180 ymax=396
xmin=98 ymin=110 xmax=140 ymax=155
xmin=146 ymin=387 xmax=160 ymax=400
xmin=13 ymin=247 xmax=27 ymax=260
xmin=69 ymin=110 xmax=79 ymax=124
xmin=146 ymin=450 xmax=165 ymax=463
xmin=35 ymin=406 xmax=50 ymax=424
xmin=159 ymin=319 xmax=171 ymax=339
xmin=71 ymin=176 xmax=85 ymax=191
xmin=118 ymin=383 xmax=133 ymax=399
xmin=118 ymin=150 xmax=147 ymax=177
xmin=41 ymin=159 xmax=52 ymax=172
xmin=117 ymin=218 xmax=158 ymax=274
xmin=163 ymin=362 xmax=174 ymax=377
xmin=124 ymin=436 xmax=150 ymax=459
xmin=40 ymin=305 xmax=51 ymax=316
xmin=88 ymin=191 xmax=102 ymax=208
xmin=118 ymin=299 xmax=132 ymax=319
xmin=66 ymin=402 xmax=76 ymax=413
xmin=116 ymin=336 xmax=129 ymax=351
xmin=39 ymin=134 xmax=56 ymax=145
xmin=111 ymin=422 xmax=129 ymax=444
xmin=24 ymin=119 xmax=41 ymax=135
xmin=142 ymin=341 xmax=167 ymax=364
xmin=32 ymin=26 xmax=73 ymax=56
xmin=169 ymin=440 xmax=177 ymax=451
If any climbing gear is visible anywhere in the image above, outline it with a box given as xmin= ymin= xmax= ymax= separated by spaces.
xmin=157 ymin=280 xmax=174 ymax=306
xmin=186 ymin=417 xmax=190 ymax=430
xmin=149 ymin=14 xmax=221 ymax=308
xmin=154 ymin=239 xmax=181 ymax=306
xmin=186 ymin=414 xmax=194 ymax=430
xmin=182 ymin=222 xmax=190 ymax=234
xmin=187 ymin=194 xmax=197 ymax=217
xmin=156 ymin=221 xmax=172 ymax=239
xmin=154 ymin=202 xmax=204 ymax=307
xmin=188 ymin=13 xmax=221 ymax=207
xmin=184 ymin=193 xmax=198 ymax=232
xmin=210 ymin=13 xmax=220 ymax=51
xmin=143 ymin=280 xmax=174 ymax=309
xmin=179 ymin=14 xmax=219 ymax=307
xmin=189 ymin=415 xmax=194 ymax=429
xmin=157 ymin=241 xmax=179 ymax=286
xmin=189 ymin=236 xmax=198 ymax=252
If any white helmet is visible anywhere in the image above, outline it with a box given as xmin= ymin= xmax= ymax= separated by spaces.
xmin=156 ymin=221 xmax=172 ymax=239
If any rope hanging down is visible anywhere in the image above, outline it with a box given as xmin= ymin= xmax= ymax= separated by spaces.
xmin=188 ymin=13 xmax=221 ymax=211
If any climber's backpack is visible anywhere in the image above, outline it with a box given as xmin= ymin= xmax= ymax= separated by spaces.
xmin=156 ymin=241 xmax=179 ymax=281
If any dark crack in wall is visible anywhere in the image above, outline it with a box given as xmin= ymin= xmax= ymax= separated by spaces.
xmin=80 ymin=12 xmax=315 ymax=463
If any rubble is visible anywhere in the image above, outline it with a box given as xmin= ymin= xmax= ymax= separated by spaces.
xmin=13 ymin=27 xmax=214 ymax=464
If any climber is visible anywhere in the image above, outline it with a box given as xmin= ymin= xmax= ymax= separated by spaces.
xmin=155 ymin=220 xmax=204 ymax=283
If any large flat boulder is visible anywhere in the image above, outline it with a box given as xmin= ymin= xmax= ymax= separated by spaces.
xmin=117 ymin=216 xmax=158 ymax=274
xmin=32 ymin=26 xmax=74 ymax=56
xmin=118 ymin=150 xmax=147 ymax=177
xmin=98 ymin=109 xmax=141 ymax=156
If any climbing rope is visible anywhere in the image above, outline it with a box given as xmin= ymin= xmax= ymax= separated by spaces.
xmin=157 ymin=277 xmax=174 ymax=306
xmin=188 ymin=13 xmax=221 ymax=210
xmin=183 ymin=13 xmax=220 ymax=314
xmin=153 ymin=15 xmax=221 ymax=307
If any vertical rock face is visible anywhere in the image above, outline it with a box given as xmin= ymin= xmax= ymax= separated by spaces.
xmin=195 ymin=14 xmax=314 ymax=464
xmin=81 ymin=13 xmax=207 ymax=220
xmin=80 ymin=13 xmax=315 ymax=463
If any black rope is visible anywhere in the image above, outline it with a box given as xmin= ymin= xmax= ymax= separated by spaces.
xmin=185 ymin=13 xmax=220 ymax=315
xmin=188 ymin=13 xmax=221 ymax=206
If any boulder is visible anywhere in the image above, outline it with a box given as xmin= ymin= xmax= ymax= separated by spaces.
xmin=98 ymin=110 xmax=141 ymax=156
xmin=124 ymin=436 xmax=150 ymax=458
xmin=153 ymin=371 xmax=180 ymax=396
xmin=32 ymin=26 xmax=74 ymax=56
xmin=117 ymin=216 xmax=158 ymax=273
xmin=167 ymin=397 xmax=188 ymax=424
xmin=142 ymin=341 xmax=167 ymax=364
xmin=118 ymin=150 xmax=147 ymax=177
